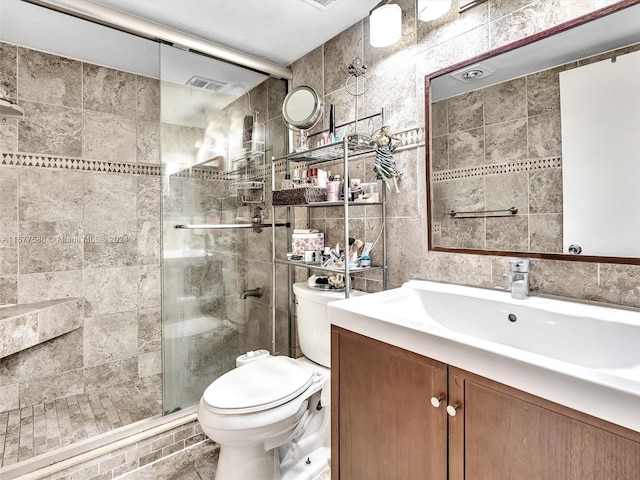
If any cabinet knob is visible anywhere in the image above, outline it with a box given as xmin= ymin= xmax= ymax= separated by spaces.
xmin=430 ymin=396 xmax=444 ymax=408
xmin=446 ymin=404 xmax=458 ymax=416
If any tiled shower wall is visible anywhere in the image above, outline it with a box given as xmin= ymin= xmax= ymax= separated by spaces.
xmin=0 ymin=42 xmax=162 ymax=413
xmin=0 ymin=41 xmax=288 ymax=419
xmin=0 ymin=38 xmax=287 ymax=475
xmin=291 ymin=0 xmax=640 ymax=307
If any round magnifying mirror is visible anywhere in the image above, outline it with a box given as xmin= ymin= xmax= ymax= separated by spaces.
xmin=282 ymin=85 xmax=322 ymax=130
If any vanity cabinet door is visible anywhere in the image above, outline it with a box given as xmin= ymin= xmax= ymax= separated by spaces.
xmin=460 ymin=373 xmax=640 ymax=480
xmin=332 ymin=327 xmax=448 ymax=480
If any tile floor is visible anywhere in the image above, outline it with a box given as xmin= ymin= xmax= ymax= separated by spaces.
xmin=0 ymin=375 xmax=162 ymax=467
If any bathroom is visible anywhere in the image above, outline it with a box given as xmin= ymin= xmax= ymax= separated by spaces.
xmin=2 ymin=0 xmax=640 ymax=478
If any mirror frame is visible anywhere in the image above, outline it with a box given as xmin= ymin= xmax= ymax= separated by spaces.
xmin=425 ymin=0 xmax=640 ymax=265
xmin=282 ymin=85 xmax=323 ymax=130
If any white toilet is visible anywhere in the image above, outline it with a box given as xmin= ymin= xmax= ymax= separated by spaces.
xmin=197 ymin=283 xmax=365 ymax=480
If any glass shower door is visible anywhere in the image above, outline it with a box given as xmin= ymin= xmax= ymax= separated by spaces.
xmin=159 ymin=44 xmax=287 ymax=413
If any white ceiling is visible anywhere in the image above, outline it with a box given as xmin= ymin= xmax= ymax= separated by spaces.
xmin=88 ymin=0 xmax=380 ymax=67
xmin=0 ymin=0 xmax=378 ymax=124
xmin=0 ymin=0 xmax=378 ymax=102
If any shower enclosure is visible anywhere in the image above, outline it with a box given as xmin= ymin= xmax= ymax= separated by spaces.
xmin=159 ymin=44 xmax=289 ymax=413
xmin=0 ymin=2 xmax=289 ymax=473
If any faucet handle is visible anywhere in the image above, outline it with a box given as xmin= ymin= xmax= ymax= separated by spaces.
xmin=511 ymin=280 xmax=528 ymax=299
xmin=509 ymin=259 xmax=530 ymax=273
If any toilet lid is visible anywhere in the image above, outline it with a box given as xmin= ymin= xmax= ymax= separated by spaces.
xmin=203 ymin=356 xmax=314 ymax=414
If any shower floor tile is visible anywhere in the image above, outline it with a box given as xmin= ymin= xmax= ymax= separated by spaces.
xmin=0 ymin=375 xmax=162 ymax=468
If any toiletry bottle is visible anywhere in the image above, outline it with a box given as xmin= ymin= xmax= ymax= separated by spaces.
xmin=292 ymin=169 xmax=301 ymax=187
xmin=329 ymin=104 xmax=336 ymax=143
xmin=333 ymin=174 xmax=343 ymax=199
xmin=323 ymin=246 xmax=331 ymax=263
xmin=326 ymin=180 xmax=340 ymax=202
xmin=281 ymin=174 xmax=293 ymax=190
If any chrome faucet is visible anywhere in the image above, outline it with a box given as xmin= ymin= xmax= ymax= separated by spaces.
xmin=502 ymin=260 xmax=530 ymax=299
xmin=240 ymin=287 xmax=262 ymax=299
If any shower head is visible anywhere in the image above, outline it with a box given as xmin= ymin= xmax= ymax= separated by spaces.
xmin=0 ymin=98 xmax=24 ymax=120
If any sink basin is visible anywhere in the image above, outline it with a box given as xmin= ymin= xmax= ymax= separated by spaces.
xmin=373 ymin=280 xmax=640 ymax=372
xmin=328 ymin=279 xmax=640 ymax=432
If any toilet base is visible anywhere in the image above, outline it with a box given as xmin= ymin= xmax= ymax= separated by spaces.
xmin=214 ymin=443 xmax=330 ymax=480
xmin=212 ymin=400 xmax=330 ymax=480
xmin=215 ymin=443 xmax=277 ymax=480
xmin=280 ymin=445 xmax=330 ymax=480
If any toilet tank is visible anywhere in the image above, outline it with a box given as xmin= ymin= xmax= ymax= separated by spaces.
xmin=292 ymin=283 xmax=366 ymax=368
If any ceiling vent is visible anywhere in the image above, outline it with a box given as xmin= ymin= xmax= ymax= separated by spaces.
xmin=304 ymin=0 xmax=337 ymax=11
xmin=450 ymin=63 xmax=494 ymax=82
xmin=186 ymin=75 xmax=228 ymax=92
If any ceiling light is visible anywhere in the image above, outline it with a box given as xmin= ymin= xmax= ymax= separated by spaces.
xmin=461 ymin=69 xmax=483 ymax=80
xmin=369 ymin=3 xmax=402 ymax=48
xmin=418 ymin=0 xmax=452 ymax=22
xmin=450 ymin=63 xmax=494 ymax=82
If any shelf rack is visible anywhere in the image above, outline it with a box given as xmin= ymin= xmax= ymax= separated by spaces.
xmin=270 ymin=109 xmax=387 ymax=356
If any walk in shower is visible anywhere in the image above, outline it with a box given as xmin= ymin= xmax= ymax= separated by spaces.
xmin=0 ymin=1 xmax=288 ymax=474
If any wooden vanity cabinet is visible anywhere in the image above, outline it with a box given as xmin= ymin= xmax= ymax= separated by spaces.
xmin=457 ymin=368 xmax=640 ymax=480
xmin=332 ymin=326 xmax=640 ymax=480
xmin=331 ymin=326 xmax=448 ymax=480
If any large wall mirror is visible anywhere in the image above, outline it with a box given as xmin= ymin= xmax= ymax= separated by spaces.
xmin=426 ymin=1 xmax=640 ymax=264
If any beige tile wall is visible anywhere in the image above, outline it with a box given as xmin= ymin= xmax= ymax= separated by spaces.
xmin=431 ymin=70 xmax=563 ymax=252
xmin=0 ymin=42 xmax=289 ymax=418
xmin=291 ymin=0 xmax=640 ymax=307
xmin=430 ymin=40 xmax=640 ymax=253
xmin=0 ymin=42 xmax=162 ymax=414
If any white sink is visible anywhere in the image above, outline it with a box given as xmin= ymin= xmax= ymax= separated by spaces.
xmin=328 ymin=279 xmax=640 ymax=432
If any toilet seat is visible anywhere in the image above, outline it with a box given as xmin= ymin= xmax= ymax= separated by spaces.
xmin=203 ymin=356 xmax=315 ymax=414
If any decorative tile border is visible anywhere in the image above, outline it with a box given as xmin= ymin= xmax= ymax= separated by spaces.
xmin=1 ymin=153 xmax=162 ymax=176
xmin=394 ymin=127 xmax=425 ymax=148
xmin=0 ymin=152 xmax=287 ymax=180
xmin=172 ymin=158 xmax=288 ymax=181
xmin=1 ymin=128 xmax=424 ymax=180
xmin=432 ymin=156 xmax=562 ymax=182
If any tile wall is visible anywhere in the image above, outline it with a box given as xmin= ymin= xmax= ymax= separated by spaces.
xmin=0 ymin=42 xmax=288 ymax=477
xmin=292 ymin=0 xmax=640 ymax=307
xmin=0 ymin=40 xmax=289 ymax=422
xmin=430 ymin=41 xmax=640 ymax=253
xmin=430 ymin=68 xmax=563 ymax=252
xmin=0 ymin=42 xmax=162 ymax=414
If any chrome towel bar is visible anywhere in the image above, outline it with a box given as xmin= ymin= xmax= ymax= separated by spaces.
xmin=449 ymin=207 xmax=518 ymax=219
